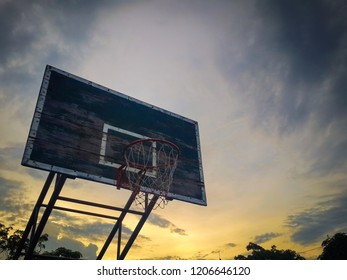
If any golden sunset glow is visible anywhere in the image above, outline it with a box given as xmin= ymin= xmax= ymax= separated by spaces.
xmin=1 ymin=0 xmax=346 ymax=261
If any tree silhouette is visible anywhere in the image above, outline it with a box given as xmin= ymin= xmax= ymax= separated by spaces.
xmin=0 ymin=223 xmax=48 ymax=259
xmin=318 ymin=232 xmax=347 ymax=260
xmin=43 ymin=247 xmax=83 ymax=259
xmin=0 ymin=222 xmax=82 ymax=260
xmin=0 ymin=223 xmax=12 ymax=258
xmin=234 ymin=242 xmax=305 ymax=260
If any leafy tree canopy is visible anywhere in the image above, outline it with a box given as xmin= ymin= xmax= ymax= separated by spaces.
xmin=43 ymin=247 xmax=83 ymax=259
xmin=0 ymin=222 xmax=82 ymax=260
xmin=318 ymin=232 xmax=347 ymax=260
xmin=234 ymin=242 xmax=305 ymax=260
xmin=0 ymin=223 xmax=48 ymax=259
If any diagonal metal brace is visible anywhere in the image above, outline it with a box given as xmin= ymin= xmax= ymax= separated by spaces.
xmin=13 ymin=172 xmax=56 ymax=259
xmin=96 ymin=190 xmax=138 ymax=259
xmin=24 ymin=173 xmax=68 ymax=259
xmin=118 ymin=195 xmax=159 ymax=260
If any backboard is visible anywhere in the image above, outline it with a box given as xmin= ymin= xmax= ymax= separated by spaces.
xmin=22 ymin=65 xmax=207 ymax=206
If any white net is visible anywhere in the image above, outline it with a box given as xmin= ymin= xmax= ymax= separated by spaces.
xmin=118 ymin=138 xmax=179 ymax=209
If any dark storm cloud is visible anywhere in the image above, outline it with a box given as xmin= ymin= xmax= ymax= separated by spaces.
xmin=0 ymin=176 xmax=32 ymax=223
xmin=0 ymin=177 xmax=22 ymax=211
xmin=0 ymin=0 xmax=114 ymax=58
xmin=43 ymin=217 xmax=152 ymax=257
xmin=49 ymin=212 xmax=151 ymax=244
xmin=308 ymin=138 xmax=347 ymax=176
xmin=0 ymin=145 xmax=45 ymax=182
xmin=148 ymin=213 xmax=187 ymax=236
xmin=0 ymin=0 xmax=121 ymax=148
xmin=258 ymin=0 xmax=344 ymax=81
xmin=0 ymin=0 xmax=116 ymax=95
xmin=43 ymin=221 xmax=99 ymax=259
xmin=215 ymin=0 xmax=347 ymax=183
xmin=0 ymin=145 xmax=23 ymax=171
xmin=0 ymin=144 xmax=66 ymax=181
xmin=253 ymin=232 xmax=281 ymax=244
xmin=286 ymin=190 xmax=347 ymax=245
xmin=255 ymin=0 xmax=347 ymax=128
xmin=49 ymin=212 xmax=118 ymax=241
xmin=219 ymin=0 xmax=347 ymax=134
xmin=0 ymin=1 xmax=39 ymax=66
xmin=59 ymin=238 xmax=98 ymax=259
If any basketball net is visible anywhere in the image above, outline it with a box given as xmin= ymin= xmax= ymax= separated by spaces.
xmin=117 ymin=138 xmax=179 ymax=209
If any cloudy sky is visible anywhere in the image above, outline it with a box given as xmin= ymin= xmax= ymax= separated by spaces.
xmin=1 ymin=0 xmax=347 ymax=259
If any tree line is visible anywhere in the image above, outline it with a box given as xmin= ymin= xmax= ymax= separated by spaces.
xmin=234 ymin=232 xmax=347 ymax=260
xmin=1 ymin=222 xmax=346 ymax=259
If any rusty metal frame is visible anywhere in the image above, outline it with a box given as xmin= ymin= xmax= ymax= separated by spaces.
xmin=13 ymin=172 xmax=157 ymax=260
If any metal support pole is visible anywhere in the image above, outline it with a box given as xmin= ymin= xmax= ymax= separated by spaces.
xmin=96 ymin=190 xmax=138 ymax=260
xmin=117 ymin=222 xmax=122 ymax=260
xmin=29 ymin=206 xmax=39 ymax=245
xmin=145 ymin=193 xmax=149 ymax=208
xmin=118 ymin=195 xmax=159 ymax=260
xmin=24 ymin=173 xmax=67 ymax=259
xmin=13 ymin=172 xmax=56 ymax=259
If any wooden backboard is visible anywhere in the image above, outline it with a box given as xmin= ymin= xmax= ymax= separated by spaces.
xmin=22 ymin=65 xmax=206 ymax=206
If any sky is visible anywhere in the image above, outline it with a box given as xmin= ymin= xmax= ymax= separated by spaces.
xmin=1 ymin=0 xmax=347 ymax=260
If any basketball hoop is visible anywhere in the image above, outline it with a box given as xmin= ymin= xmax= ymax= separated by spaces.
xmin=117 ymin=138 xmax=179 ymax=209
